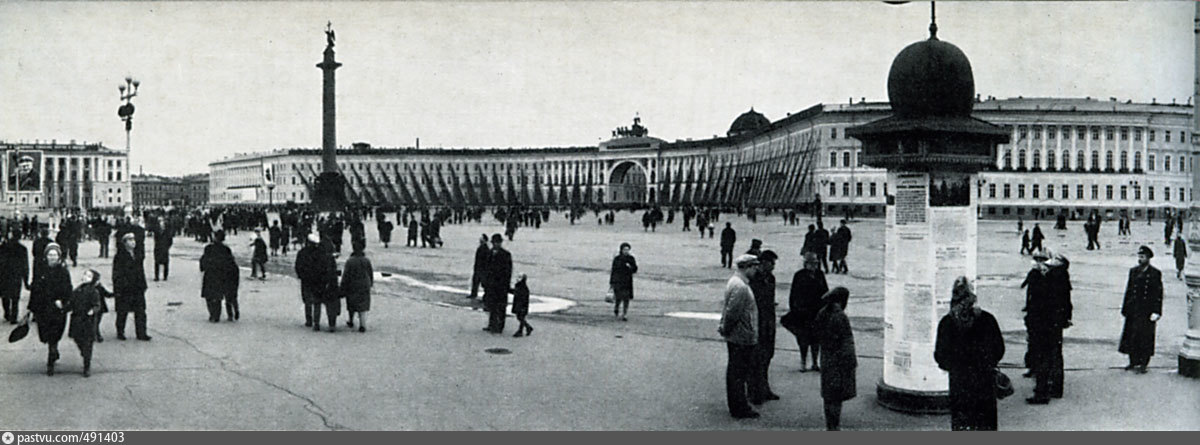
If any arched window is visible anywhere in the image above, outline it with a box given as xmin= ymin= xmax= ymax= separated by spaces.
xmin=1018 ymin=149 xmax=1027 ymax=169
xmin=1047 ymin=150 xmax=1056 ymax=170
xmin=1003 ymin=151 xmax=1012 ymax=169
xmin=1091 ymin=151 xmax=1100 ymax=170
xmin=1076 ymin=150 xmax=1084 ymax=170
xmin=1134 ymin=151 xmax=1142 ymax=171
xmin=1032 ymin=150 xmax=1041 ymax=169
xmin=1105 ymin=151 xmax=1114 ymax=170
xmin=1120 ymin=151 xmax=1128 ymax=170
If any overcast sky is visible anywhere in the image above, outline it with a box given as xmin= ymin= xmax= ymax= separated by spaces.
xmin=0 ymin=1 xmax=1194 ymax=176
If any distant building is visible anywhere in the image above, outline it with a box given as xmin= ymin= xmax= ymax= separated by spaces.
xmin=0 ymin=140 xmax=131 ymax=214
xmin=131 ymin=173 xmax=209 ymax=208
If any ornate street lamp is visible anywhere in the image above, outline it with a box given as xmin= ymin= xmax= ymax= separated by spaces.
xmin=117 ymin=76 xmax=140 ymax=151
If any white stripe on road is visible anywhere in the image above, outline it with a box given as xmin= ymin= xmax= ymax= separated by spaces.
xmin=375 ymin=272 xmax=575 ymax=314
xmin=664 ymin=311 xmax=721 ymax=320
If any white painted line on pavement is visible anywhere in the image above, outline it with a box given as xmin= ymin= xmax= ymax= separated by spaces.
xmin=375 ymin=272 xmax=575 ymax=314
xmin=665 ymin=311 xmax=722 ymax=320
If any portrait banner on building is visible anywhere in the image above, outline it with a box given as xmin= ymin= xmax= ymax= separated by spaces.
xmin=6 ymin=150 xmax=43 ymax=192
xmin=261 ymin=161 xmax=275 ymax=186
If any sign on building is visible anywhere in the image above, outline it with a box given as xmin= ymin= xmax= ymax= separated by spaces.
xmin=5 ymin=150 xmax=43 ymax=192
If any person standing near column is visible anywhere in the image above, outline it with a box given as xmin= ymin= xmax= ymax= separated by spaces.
xmin=816 ymin=287 xmax=856 ymax=431
xmin=112 ymin=233 xmax=150 ymax=341
xmin=934 ymin=277 xmax=1005 ymax=431
xmin=1119 ymin=245 xmax=1163 ymax=374
xmin=719 ymin=254 xmax=760 ymax=419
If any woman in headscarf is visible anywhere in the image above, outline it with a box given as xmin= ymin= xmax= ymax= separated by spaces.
xmin=341 ymin=239 xmax=373 ymax=333
xmin=816 ymin=286 xmax=856 ymax=430
xmin=66 ymin=269 xmax=105 ymax=377
xmin=934 ymin=277 xmax=1006 ymax=431
xmin=27 ymin=242 xmax=72 ymax=376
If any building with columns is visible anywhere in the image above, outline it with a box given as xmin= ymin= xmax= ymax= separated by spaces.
xmin=0 ymin=140 xmax=131 ymax=214
xmin=209 ymin=98 xmax=1194 ymax=219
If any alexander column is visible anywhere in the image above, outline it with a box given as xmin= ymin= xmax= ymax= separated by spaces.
xmin=847 ymin=7 xmax=1009 ymax=412
xmin=1180 ymin=1 xmax=1200 ymax=379
xmin=313 ymin=21 xmax=346 ymax=212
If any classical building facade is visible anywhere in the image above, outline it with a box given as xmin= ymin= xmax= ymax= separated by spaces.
xmin=130 ymin=173 xmax=209 ymax=208
xmin=209 ymin=98 xmax=1194 ymax=219
xmin=0 ymin=140 xmax=131 ymax=214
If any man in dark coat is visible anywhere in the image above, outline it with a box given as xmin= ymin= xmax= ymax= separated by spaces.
xmin=269 ymin=221 xmax=282 ymax=257
xmin=112 ymin=233 xmax=150 ymax=341
xmin=1119 ymin=245 xmax=1163 ymax=374
xmin=470 ymin=234 xmax=489 ymax=299
xmin=483 ymin=234 xmax=512 ymax=333
xmin=1025 ymin=252 xmax=1073 ymax=404
xmin=813 ymin=222 xmax=831 ymax=273
xmin=748 ymin=250 xmax=780 ymax=404
xmin=785 ymin=252 xmax=828 ymax=371
xmin=153 ymin=224 xmax=174 ymax=281
xmin=32 ymin=228 xmax=52 ymax=282
xmin=378 ymin=219 xmax=394 ymax=249
xmin=609 ymin=242 xmax=638 ymax=320
xmin=1031 ymin=223 xmax=1045 ymax=253
xmin=0 ymin=231 xmax=29 ymax=323
xmin=720 ymin=223 xmax=736 ymax=268
xmin=295 ymin=234 xmax=327 ymax=328
xmin=200 ymin=230 xmax=239 ymax=322
xmin=407 ymin=219 xmax=419 ymax=247
xmin=831 ymin=220 xmax=852 ymax=274
xmin=95 ymin=218 xmax=112 ymax=258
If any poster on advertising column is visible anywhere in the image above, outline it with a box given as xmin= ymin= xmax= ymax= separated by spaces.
xmin=883 ymin=172 xmax=940 ymax=390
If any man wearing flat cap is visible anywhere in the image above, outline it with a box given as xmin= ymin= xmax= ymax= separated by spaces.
xmin=719 ymin=254 xmax=761 ymax=419
xmin=748 ymin=250 xmax=780 ymax=404
xmin=1119 ymin=245 xmax=1163 ymax=374
xmin=113 ymin=232 xmax=150 ymax=341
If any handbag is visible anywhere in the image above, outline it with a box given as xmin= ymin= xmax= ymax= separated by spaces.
xmin=994 ymin=368 xmax=1014 ymax=400
xmin=604 ymin=287 xmax=614 ymax=304
xmin=8 ymin=313 xmax=31 ymax=343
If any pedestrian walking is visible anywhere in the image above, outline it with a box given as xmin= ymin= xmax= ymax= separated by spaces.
xmin=95 ymin=218 xmax=112 ymax=258
xmin=32 ymin=228 xmax=52 ymax=282
xmin=295 ymin=234 xmax=331 ymax=329
xmin=1173 ymin=234 xmax=1187 ymax=280
xmin=609 ymin=242 xmax=638 ymax=321
xmin=816 ymin=287 xmax=856 ymax=431
xmin=112 ymin=233 xmax=150 ymax=341
xmin=1019 ymin=248 xmax=1050 ymax=376
xmin=830 ymin=220 xmax=852 ymax=274
xmin=718 ymin=254 xmax=761 ymax=419
xmin=783 ymin=252 xmax=827 ymax=372
xmin=0 ymin=231 xmax=29 ymax=324
xmin=470 ymin=234 xmax=489 ymax=299
xmin=1164 ymin=218 xmax=1174 ymax=246
xmin=153 ymin=225 xmax=173 ymax=281
xmin=66 ymin=269 xmax=105 ymax=377
xmin=1021 ymin=230 xmax=1031 ymax=255
xmin=342 ymin=240 xmax=373 ymax=333
xmin=407 ymin=219 xmax=419 ymax=247
xmin=1025 ymin=252 xmax=1072 ymax=404
xmin=269 ymin=221 xmax=282 ymax=257
xmin=748 ymin=250 xmax=779 ymax=405
xmin=378 ymin=218 xmax=393 ymax=249
xmin=934 ymin=277 xmax=1005 ymax=431
xmin=483 ymin=234 xmax=512 ymax=333
xmin=814 ymin=222 xmax=831 ymax=273
xmin=720 ymin=223 xmax=736 ymax=268
xmin=1119 ymin=245 xmax=1163 ymax=374
xmin=28 ymin=243 xmax=71 ymax=375
xmin=1030 ymin=223 xmax=1044 ymax=253
xmin=200 ymin=230 xmax=240 ymax=322
xmin=511 ymin=274 xmax=533 ymax=337
xmin=250 ymin=229 xmax=268 ymax=280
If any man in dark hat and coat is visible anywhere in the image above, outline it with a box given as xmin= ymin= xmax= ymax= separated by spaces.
xmin=483 ymin=233 xmax=512 ymax=333
xmin=1025 ymin=251 xmax=1073 ymax=404
xmin=200 ymin=230 xmax=239 ymax=322
xmin=470 ymin=234 xmax=490 ymax=299
xmin=113 ymin=233 xmax=150 ymax=341
xmin=748 ymin=249 xmax=780 ymax=404
xmin=0 ymin=231 xmax=29 ymax=323
xmin=1119 ymin=245 xmax=1163 ymax=374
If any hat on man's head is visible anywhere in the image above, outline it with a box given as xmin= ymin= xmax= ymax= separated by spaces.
xmin=803 ymin=251 xmax=819 ymax=263
xmin=758 ymin=249 xmax=778 ymax=263
xmin=307 ymin=233 xmax=320 ymax=244
xmin=734 ymin=254 xmax=760 ymax=269
xmin=121 ymin=233 xmax=136 ymax=242
xmin=1137 ymin=245 xmax=1154 ymax=258
xmin=491 ymin=233 xmax=504 ymax=242
xmin=750 ymin=239 xmax=762 ymax=246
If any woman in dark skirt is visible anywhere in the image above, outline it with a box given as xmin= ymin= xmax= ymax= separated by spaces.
xmin=66 ymin=269 xmax=105 ymax=377
xmin=609 ymin=242 xmax=638 ymax=321
xmin=28 ymin=243 xmax=72 ymax=376
xmin=816 ymin=287 xmax=856 ymax=430
xmin=934 ymin=277 xmax=1006 ymax=431
xmin=341 ymin=240 xmax=373 ymax=332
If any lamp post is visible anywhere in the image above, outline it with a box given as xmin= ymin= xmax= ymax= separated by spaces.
xmin=117 ymin=77 xmax=140 ymax=151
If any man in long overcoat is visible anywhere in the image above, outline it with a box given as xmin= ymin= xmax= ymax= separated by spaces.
xmin=748 ymin=250 xmax=780 ymax=404
xmin=813 ymin=222 xmax=831 ymax=273
xmin=785 ymin=252 xmax=828 ymax=371
xmin=720 ymin=223 xmax=736 ymax=268
xmin=200 ymin=230 xmax=239 ymax=322
xmin=483 ymin=234 xmax=512 ymax=333
xmin=1025 ymin=252 xmax=1072 ymax=403
xmin=1119 ymin=245 xmax=1163 ymax=374
xmin=153 ymin=224 xmax=174 ymax=281
xmin=0 ymin=231 xmax=29 ymax=323
xmin=295 ymin=233 xmax=337 ymax=331
xmin=113 ymin=233 xmax=150 ymax=341
xmin=470 ymin=234 xmax=490 ymax=299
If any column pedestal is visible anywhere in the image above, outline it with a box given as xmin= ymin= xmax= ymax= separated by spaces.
xmin=1180 ymin=212 xmax=1200 ymax=378
xmin=876 ymin=171 xmax=978 ymax=414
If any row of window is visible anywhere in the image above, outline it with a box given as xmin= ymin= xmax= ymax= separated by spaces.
xmin=1011 ymin=125 xmax=1189 ymax=144
xmin=1002 ymin=150 xmax=1189 ymax=173
xmin=827 ymin=181 xmax=879 ymax=198
xmin=988 ymin=183 xmax=1190 ymax=202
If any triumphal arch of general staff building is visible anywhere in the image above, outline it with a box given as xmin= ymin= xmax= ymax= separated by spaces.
xmin=210 ymin=97 xmax=1196 ymax=220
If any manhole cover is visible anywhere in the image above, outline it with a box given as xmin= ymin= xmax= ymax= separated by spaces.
xmin=485 ymin=348 xmax=512 ymax=355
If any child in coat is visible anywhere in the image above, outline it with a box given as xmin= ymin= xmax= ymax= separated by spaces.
xmin=511 ymin=274 xmax=533 ymax=337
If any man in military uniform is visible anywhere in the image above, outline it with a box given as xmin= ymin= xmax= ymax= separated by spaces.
xmin=1119 ymin=245 xmax=1163 ymax=374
